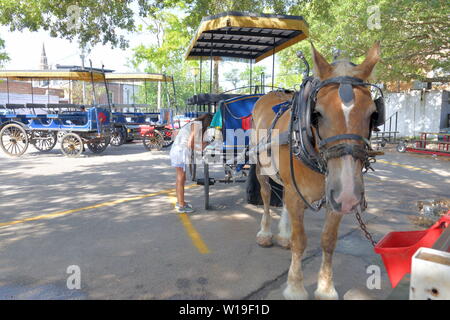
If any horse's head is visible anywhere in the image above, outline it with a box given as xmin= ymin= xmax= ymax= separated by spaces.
xmin=311 ymin=42 xmax=381 ymax=214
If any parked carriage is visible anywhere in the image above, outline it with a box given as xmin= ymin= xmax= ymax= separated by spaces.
xmin=104 ymin=72 xmax=176 ymax=150
xmin=397 ymin=131 xmax=450 ymax=157
xmin=184 ymin=12 xmax=309 ymax=209
xmin=0 ymin=69 xmax=112 ymax=157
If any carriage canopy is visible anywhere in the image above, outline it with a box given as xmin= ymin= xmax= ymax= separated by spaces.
xmin=0 ymin=69 xmax=106 ymax=81
xmin=185 ymin=11 xmax=309 ymax=62
xmin=105 ymin=73 xmax=173 ymax=83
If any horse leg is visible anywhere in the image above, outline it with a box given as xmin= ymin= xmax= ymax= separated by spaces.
xmin=255 ymin=164 xmax=273 ymax=247
xmin=314 ymin=210 xmax=343 ymax=300
xmin=275 ymin=204 xmax=291 ymax=249
xmin=283 ymin=191 xmax=308 ymax=300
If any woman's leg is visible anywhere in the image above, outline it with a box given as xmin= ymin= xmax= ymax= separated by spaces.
xmin=176 ymin=167 xmax=186 ymax=206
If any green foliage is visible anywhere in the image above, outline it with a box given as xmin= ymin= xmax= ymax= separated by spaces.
xmin=0 ymin=0 xmax=136 ymax=49
xmin=0 ymin=0 xmax=446 ymax=90
xmin=223 ymin=68 xmax=241 ymax=89
xmin=279 ymin=0 xmax=449 ymax=82
xmin=131 ymin=12 xmax=200 ymax=110
xmin=0 ymin=38 xmax=9 ymax=66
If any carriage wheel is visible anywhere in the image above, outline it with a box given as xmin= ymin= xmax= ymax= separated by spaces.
xmin=161 ymin=129 xmax=174 ymax=149
xmin=61 ymin=133 xmax=83 ymax=157
xmin=143 ymin=130 xmax=164 ymax=151
xmin=87 ymin=137 xmax=109 ymax=154
xmin=110 ymin=127 xmax=126 ymax=147
xmin=162 ymin=139 xmax=174 ymax=149
xmin=397 ymin=142 xmax=406 ymax=153
xmin=0 ymin=123 xmax=29 ymax=157
xmin=32 ymin=131 xmax=57 ymax=152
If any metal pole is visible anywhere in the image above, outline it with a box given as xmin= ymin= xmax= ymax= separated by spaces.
xmin=199 ymin=56 xmax=203 ymax=93
xmin=47 ymin=78 xmax=50 ymax=105
xmin=249 ymin=59 xmax=253 ymax=94
xmin=209 ymin=33 xmax=213 ymax=113
xmin=89 ymin=60 xmax=97 ymax=105
xmin=6 ymin=77 xmax=10 ymax=104
xmin=31 ymin=78 xmax=34 ymax=104
xmin=272 ymin=37 xmax=276 ymax=90
xmin=157 ymin=80 xmax=161 ymax=110
xmin=132 ymin=79 xmax=135 ymax=108
xmin=164 ymin=74 xmax=170 ymax=109
xmin=81 ymin=50 xmax=87 ymax=104
xmin=209 ymin=34 xmax=213 ymax=94
xmin=171 ymin=76 xmax=178 ymax=114
xmin=144 ymin=80 xmax=148 ymax=105
xmin=102 ymin=65 xmax=111 ymax=109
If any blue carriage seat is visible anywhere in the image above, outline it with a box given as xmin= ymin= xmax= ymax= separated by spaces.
xmin=220 ymin=94 xmax=263 ymax=151
xmin=146 ymin=113 xmax=159 ymax=123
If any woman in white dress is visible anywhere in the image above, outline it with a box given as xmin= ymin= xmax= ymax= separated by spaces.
xmin=170 ymin=113 xmax=213 ymax=213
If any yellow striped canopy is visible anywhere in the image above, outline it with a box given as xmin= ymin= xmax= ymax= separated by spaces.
xmin=185 ymin=11 xmax=309 ymax=62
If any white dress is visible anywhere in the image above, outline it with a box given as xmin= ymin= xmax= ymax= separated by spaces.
xmin=170 ymin=123 xmax=192 ymax=170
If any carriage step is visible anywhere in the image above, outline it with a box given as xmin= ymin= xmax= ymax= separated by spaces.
xmin=196 ymin=178 xmax=215 ymax=186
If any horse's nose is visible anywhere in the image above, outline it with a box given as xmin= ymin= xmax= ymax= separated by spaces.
xmin=329 ymin=189 xmax=342 ymax=212
xmin=329 ymin=189 xmax=361 ymax=214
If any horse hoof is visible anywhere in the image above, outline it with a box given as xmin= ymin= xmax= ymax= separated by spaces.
xmin=314 ymin=288 xmax=339 ymax=300
xmin=283 ymin=285 xmax=309 ymax=300
xmin=256 ymin=231 xmax=273 ymax=247
xmin=275 ymin=235 xmax=290 ymax=249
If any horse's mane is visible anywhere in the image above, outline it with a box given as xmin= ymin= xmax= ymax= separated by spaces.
xmin=313 ymin=59 xmax=359 ymax=79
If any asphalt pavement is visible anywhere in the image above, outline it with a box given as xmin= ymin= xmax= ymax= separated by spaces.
xmin=0 ymin=143 xmax=448 ymax=299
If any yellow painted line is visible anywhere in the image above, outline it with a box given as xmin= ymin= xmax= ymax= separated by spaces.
xmin=377 ymin=159 xmax=435 ymax=174
xmin=167 ymin=193 xmax=211 ymax=254
xmin=0 ymin=184 xmax=199 ymax=228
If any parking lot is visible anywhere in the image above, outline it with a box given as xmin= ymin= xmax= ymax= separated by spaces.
xmin=0 ymin=143 xmax=448 ymax=299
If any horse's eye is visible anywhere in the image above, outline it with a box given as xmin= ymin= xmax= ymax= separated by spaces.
xmin=311 ymin=111 xmax=321 ymax=126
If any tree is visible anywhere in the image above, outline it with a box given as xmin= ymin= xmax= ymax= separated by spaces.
xmin=223 ymin=68 xmax=240 ymax=89
xmin=240 ymin=65 xmax=267 ymax=89
xmin=0 ymin=38 xmax=9 ymax=66
xmin=278 ymin=0 xmax=449 ymax=84
xmin=0 ymin=0 xmax=138 ymax=49
xmin=131 ymin=12 xmax=200 ymax=110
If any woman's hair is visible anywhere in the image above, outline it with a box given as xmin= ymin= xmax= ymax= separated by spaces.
xmin=194 ymin=113 xmax=213 ymax=135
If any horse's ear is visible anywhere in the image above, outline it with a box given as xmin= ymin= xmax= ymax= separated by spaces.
xmin=354 ymin=41 xmax=381 ymax=80
xmin=311 ymin=43 xmax=332 ymax=80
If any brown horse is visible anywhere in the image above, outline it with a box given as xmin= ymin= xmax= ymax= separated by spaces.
xmin=251 ymin=42 xmax=381 ymax=300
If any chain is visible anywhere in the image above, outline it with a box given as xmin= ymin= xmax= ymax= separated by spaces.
xmin=355 ymin=207 xmax=377 ymax=247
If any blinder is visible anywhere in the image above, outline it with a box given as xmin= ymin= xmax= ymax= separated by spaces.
xmin=291 ymin=75 xmax=385 ymax=175
xmin=373 ymin=96 xmax=385 ymax=127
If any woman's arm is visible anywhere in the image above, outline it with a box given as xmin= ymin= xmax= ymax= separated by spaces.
xmin=187 ymin=123 xmax=209 ymax=151
xmin=187 ymin=123 xmax=195 ymax=150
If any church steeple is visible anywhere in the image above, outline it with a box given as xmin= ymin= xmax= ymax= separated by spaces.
xmin=40 ymin=43 xmax=48 ymax=70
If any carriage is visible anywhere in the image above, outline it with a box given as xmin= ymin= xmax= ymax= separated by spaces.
xmin=0 ymin=68 xmax=113 ymax=157
xmin=104 ymin=72 xmax=176 ymax=150
xmin=396 ymin=131 xmax=450 ymax=157
xmin=184 ymin=12 xmax=309 ymax=209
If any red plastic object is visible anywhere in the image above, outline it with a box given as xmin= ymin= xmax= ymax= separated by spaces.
xmin=374 ymin=213 xmax=450 ymax=288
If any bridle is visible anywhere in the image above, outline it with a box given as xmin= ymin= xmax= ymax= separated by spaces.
xmin=288 ymin=54 xmax=385 ymax=211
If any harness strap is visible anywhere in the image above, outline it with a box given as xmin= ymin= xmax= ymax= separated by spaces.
xmin=319 ymin=134 xmax=370 ymax=149
xmin=267 ymin=102 xmax=290 ymax=157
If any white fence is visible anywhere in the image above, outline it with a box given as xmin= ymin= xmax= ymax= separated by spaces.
xmin=384 ymin=91 xmax=445 ymax=138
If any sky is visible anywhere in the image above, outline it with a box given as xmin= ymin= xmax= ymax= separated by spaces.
xmin=0 ymin=7 xmax=278 ymax=91
xmin=0 ymin=25 xmax=153 ymax=72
